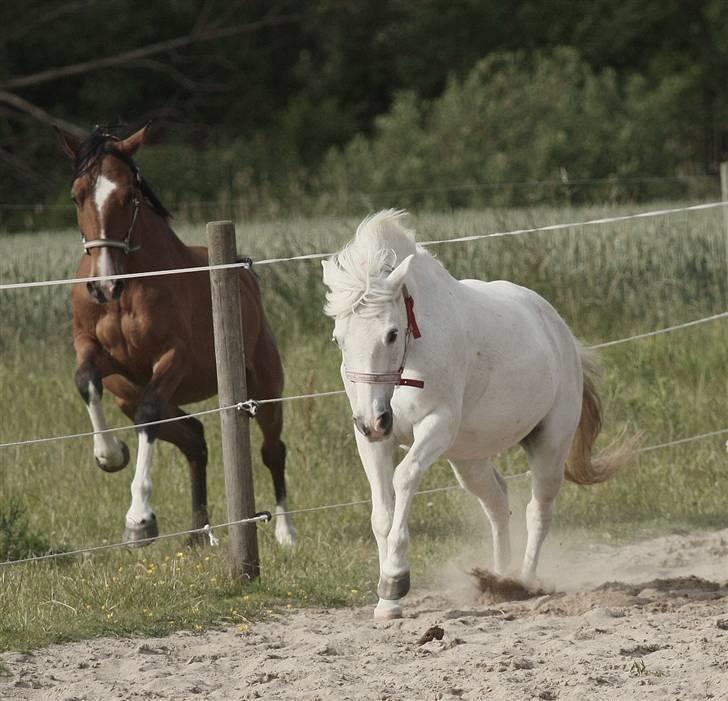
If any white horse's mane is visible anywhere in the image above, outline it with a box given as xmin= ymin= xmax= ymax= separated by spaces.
xmin=323 ymin=209 xmax=429 ymax=319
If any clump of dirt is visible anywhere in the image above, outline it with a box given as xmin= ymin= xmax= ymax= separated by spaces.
xmin=468 ymin=568 xmax=547 ymax=602
xmin=416 ymin=625 xmax=444 ymax=646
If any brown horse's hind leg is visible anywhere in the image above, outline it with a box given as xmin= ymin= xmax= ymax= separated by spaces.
xmin=158 ymin=407 xmax=209 ymax=544
xmin=248 ymin=328 xmax=295 ymax=546
xmin=116 ymin=395 xmax=209 ymax=545
xmin=256 ymin=401 xmax=296 ymax=546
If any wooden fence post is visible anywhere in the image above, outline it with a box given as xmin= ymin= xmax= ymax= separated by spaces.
xmin=721 ymin=162 xmax=728 ymax=274
xmin=207 ymin=220 xmax=260 ymax=582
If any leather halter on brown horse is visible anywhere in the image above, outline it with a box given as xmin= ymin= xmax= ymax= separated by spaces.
xmin=58 ymin=124 xmax=296 ymax=547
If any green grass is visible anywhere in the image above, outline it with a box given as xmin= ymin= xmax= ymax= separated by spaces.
xmin=0 ymin=202 xmax=727 ymax=651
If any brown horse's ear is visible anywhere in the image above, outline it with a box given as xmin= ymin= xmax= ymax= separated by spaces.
xmin=117 ymin=122 xmax=151 ymax=156
xmin=56 ymin=127 xmax=82 ymax=160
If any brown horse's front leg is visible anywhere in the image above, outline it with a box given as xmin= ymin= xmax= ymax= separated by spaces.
xmin=122 ymin=347 xmax=186 ymax=546
xmin=74 ymin=337 xmax=130 ymax=473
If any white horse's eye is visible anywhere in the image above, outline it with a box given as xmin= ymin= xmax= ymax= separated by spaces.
xmin=385 ymin=329 xmax=398 ymax=345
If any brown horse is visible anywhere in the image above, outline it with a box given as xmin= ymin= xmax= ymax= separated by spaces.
xmin=57 ymin=124 xmax=295 ymax=546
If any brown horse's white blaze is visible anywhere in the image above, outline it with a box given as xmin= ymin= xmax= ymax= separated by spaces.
xmin=59 ymin=124 xmax=295 ymax=547
xmin=91 ymin=174 xmax=123 ymax=299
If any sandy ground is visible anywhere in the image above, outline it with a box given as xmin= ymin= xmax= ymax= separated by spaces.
xmin=2 ymin=528 xmax=728 ymax=701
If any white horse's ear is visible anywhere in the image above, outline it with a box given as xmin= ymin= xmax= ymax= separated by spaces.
xmin=386 ymin=254 xmax=414 ymax=293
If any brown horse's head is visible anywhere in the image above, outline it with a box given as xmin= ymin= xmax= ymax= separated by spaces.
xmin=58 ymin=124 xmax=169 ymax=304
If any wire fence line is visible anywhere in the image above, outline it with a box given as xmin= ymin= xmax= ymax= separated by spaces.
xmin=588 ymin=310 xmax=728 ymax=349
xmin=1 ymin=197 xmax=727 ymax=567
xmin=0 ymin=514 xmax=271 ymax=568
xmin=1 ymin=200 xmax=727 ymax=292
xmin=2 ymin=422 xmax=727 ymax=569
xmin=1 ymin=309 xmax=727 ymax=451
xmin=0 ymin=392 xmax=348 ymax=450
xmin=0 ymin=173 xmax=717 ymax=212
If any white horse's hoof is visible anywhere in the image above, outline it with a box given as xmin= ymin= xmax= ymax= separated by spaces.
xmin=378 ymin=571 xmax=410 ymax=600
xmin=374 ymin=599 xmax=402 ymax=620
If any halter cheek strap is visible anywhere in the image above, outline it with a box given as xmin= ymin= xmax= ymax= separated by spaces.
xmin=344 ymin=287 xmax=425 ymax=390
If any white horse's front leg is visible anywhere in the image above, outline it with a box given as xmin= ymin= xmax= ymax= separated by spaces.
xmin=379 ymin=413 xmax=455 ymax=608
xmin=353 ymin=432 xmax=399 ymax=619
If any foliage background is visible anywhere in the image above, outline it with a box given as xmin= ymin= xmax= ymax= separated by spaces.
xmin=0 ymin=0 xmax=727 ymax=228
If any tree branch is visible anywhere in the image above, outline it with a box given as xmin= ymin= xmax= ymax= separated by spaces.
xmin=0 ymin=12 xmax=302 ymax=91
xmin=126 ymin=58 xmax=228 ymax=93
xmin=0 ymin=91 xmax=86 ymax=137
xmin=0 ymin=0 xmax=111 ymax=47
xmin=0 ymin=145 xmax=48 ymax=189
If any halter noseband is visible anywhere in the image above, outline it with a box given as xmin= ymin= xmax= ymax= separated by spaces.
xmin=81 ymin=170 xmax=143 ymax=256
xmin=344 ymin=286 xmax=425 ymax=390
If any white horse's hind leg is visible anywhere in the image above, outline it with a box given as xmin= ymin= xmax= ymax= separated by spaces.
xmin=449 ymin=459 xmax=511 ymax=574
xmin=520 ymin=429 xmax=572 ymax=583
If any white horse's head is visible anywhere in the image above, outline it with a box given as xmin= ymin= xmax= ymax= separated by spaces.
xmin=322 ymin=210 xmax=419 ymax=441
xmin=324 ymin=255 xmax=414 ymax=440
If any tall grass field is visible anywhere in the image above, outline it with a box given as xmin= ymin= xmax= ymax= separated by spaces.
xmin=1 ymin=203 xmax=727 ymax=651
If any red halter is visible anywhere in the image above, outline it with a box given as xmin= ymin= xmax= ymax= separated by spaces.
xmin=344 ymin=287 xmax=424 ymax=389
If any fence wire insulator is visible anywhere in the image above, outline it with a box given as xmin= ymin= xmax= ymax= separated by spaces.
xmin=238 ymin=256 xmax=253 ymax=270
xmin=255 ymin=510 xmax=273 ymax=522
xmin=202 ymin=523 xmax=220 ymax=547
xmin=237 ymin=399 xmax=259 ymax=417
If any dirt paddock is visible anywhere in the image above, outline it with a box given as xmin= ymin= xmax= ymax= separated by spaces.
xmin=2 ymin=528 xmax=727 ymax=701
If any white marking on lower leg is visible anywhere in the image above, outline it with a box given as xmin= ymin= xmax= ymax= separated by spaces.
xmin=126 ymin=431 xmax=155 ymax=527
xmin=274 ymin=499 xmax=296 ymax=546
xmin=86 ymin=382 xmax=124 ymax=467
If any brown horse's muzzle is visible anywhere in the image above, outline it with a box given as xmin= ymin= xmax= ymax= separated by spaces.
xmin=87 ymin=279 xmax=125 ymax=304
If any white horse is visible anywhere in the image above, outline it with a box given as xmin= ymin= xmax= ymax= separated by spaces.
xmin=322 ymin=210 xmax=629 ymax=620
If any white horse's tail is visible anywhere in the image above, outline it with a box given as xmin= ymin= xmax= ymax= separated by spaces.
xmin=564 ymin=349 xmax=635 ymax=486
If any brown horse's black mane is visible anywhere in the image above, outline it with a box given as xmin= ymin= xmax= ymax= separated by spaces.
xmin=73 ymin=127 xmax=171 ymax=220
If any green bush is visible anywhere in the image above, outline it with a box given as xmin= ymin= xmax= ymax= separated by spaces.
xmin=0 ymin=498 xmax=60 ymax=562
xmin=319 ymin=48 xmax=711 ymax=209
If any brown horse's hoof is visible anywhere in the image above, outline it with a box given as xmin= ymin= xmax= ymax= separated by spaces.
xmin=378 ymin=572 xmax=410 ymax=600
xmin=95 ymin=441 xmax=130 ymax=473
xmin=123 ymin=515 xmax=159 ymax=547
